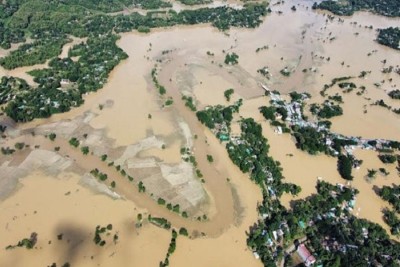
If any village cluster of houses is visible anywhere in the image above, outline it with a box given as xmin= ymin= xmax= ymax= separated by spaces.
xmin=263 ymin=83 xmax=398 ymax=156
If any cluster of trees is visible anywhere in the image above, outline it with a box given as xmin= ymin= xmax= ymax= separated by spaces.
xmin=0 ymin=2 xmax=25 ymax=49
xmin=0 ymin=36 xmax=68 ymax=69
xmin=378 ymin=154 xmax=398 ymax=164
xmin=291 ymin=125 xmax=329 ymax=155
xmin=4 ymin=84 xmax=83 ymax=122
xmin=249 ymin=179 xmax=400 ymax=266
xmin=257 ymin=67 xmax=270 ymax=78
xmin=81 ymin=146 xmax=89 ymax=155
xmin=224 ymin=88 xmax=234 ymax=101
xmin=314 ymin=0 xmax=400 ymax=17
xmin=310 ymin=100 xmax=343 ymax=119
xmin=308 ymin=215 xmax=399 ymax=265
xmin=0 ymin=22 xmax=24 ymax=49
xmin=138 ymin=181 xmax=146 ymax=192
xmin=259 ymin=105 xmax=291 ymax=133
xmin=0 ymin=0 xmax=129 ymax=55
xmin=158 ymin=199 xmax=183 ymax=214
xmin=377 ymin=27 xmax=400 ymax=50
xmin=6 ymin=232 xmax=38 ymax=250
xmin=388 ymin=89 xmax=400 ymax=99
xmin=379 ymin=185 xmax=400 ymax=213
xmin=196 ymin=105 xmax=233 ymax=129
xmin=226 ymin=118 xmax=299 ymax=196
xmin=113 ymin=3 xmax=268 ymax=32
xmin=48 ymin=133 xmax=57 ymax=141
xmin=1 ymin=146 xmax=15 ymax=155
xmin=373 ymin=99 xmax=391 ymax=110
xmin=4 ymin=34 xmax=127 ymax=122
xmin=148 ymin=215 xmax=171 ymax=229
xmin=196 ymin=100 xmax=241 ymax=129
xmin=328 ymin=94 xmax=343 ymax=103
xmin=224 ymin=52 xmax=239 ymax=65
xmin=383 ymin=209 xmax=400 ymax=235
xmin=151 ymin=67 xmax=167 ymax=95
xmin=181 ymin=95 xmax=197 ymax=111
xmin=69 ymin=137 xmax=80 ymax=148
xmin=259 ymin=106 xmax=276 ymax=120
xmin=93 ymin=224 xmax=114 ymax=247
xmin=90 ymin=168 xmax=108 ymax=181
xmin=337 ymin=154 xmax=353 ymax=180
xmin=331 ymin=137 xmax=357 ymax=153
xmin=179 ymin=227 xmax=188 ymax=236
xmin=255 ymin=45 xmax=268 ymax=53
xmin=195 ymin=100 xmax=299 ymax=195
xmin=289 ymin=91 xmax=310 ymax=102
xmin=379 ymin=185 xmax=400 ymax=235
xmin=279 ymin=67 xmax=291 ymax=77
xmin=0 ymin=76 xmax=30 ymax=105
xmin=0 ymin=0 xmax=268 ymax=122
xmin=338 ymin=82 xmax=357 ymax=92
xmin=320 ymin=76 xmax=353 ymax=96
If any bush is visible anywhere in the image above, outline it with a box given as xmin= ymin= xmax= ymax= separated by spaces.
xmin=81 ymin=146 xmax=89 ymax=155
xmin=49 ymin=133 xmax=56 ymax=141
xmin=137 ymin=26 xmax=150 ymax=33
xmin=378 ymin=154 xmax=398 ymax=164
xmin=179 ymin=227 xmax=189 ymax=236
xmin=337 ymin=155 xmax=353 ymax=180
xmin=224 ymin=88 xmax=234 ymax=101
xmin=224 ymin=53 xmax=239 ymax=65
xmin=158 ymin=198 xmax=166 ymax=205
xmin=14 ymin=142 xmax=25 ymax=150
xmin=69 ymin=137 xmax=79 ymax=148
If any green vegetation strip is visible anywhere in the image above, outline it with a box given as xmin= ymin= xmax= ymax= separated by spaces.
xmin=314 ymin=0 xmax=400 ymax=17
xmin=0 ymin=0 xmax=268 ymax=122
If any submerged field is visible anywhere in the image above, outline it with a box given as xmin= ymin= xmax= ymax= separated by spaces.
xmin=0 ymin=0 xmax=399 ymax=266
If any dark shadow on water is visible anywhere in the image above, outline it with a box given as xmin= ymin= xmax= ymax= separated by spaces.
xmin=53 ymin=222 xmax=91 ymax=265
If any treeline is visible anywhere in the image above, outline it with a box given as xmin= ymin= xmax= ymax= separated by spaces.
xmin=177 ymin=0 xmax=212 ymax=5
xmin=132 ymin=0 xmax=172 ymax=10
xmin=314 ymin=0 xmax=400 ymax=17
xmin=379 ymin=185 xmax=400 ymax=213
xmin=113 ymin=3 xmax=269 ymax=32
xmin=379 ymin=185 xmax=400 ymax=235
xmin=377 ymin=27 xmax=400 ymax=50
